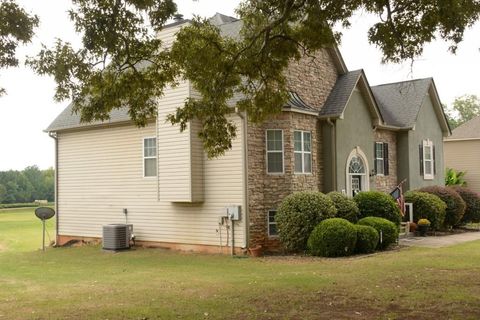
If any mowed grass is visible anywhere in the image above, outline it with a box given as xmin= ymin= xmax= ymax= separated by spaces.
xmin=1 ymin=209 xmax=480 ymax=319
xmin=0 ymin=207 xmax=55 ymax=252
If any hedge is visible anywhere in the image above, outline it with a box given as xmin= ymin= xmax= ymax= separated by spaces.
xmin=404 ymin=191 xmax=446 ymax=230
xmin=307 ymin=218 xmax=357 ymax=257
xmin=354 ymin=225 xmax=379 ymax=254
xmin=358 ymin=217 xmax=399 ymax=250
xmin=354 ymin=191 xmax=402 ymax=225
xmin=276 ymin=192 xmax=337 ymax=252
xmin=451 ymin=186 xmax=480 ymax=224
xmin=327 ymin=191 xmax=360 ymax=223
xmin=418 ymin=186 xmax=466 ymax=228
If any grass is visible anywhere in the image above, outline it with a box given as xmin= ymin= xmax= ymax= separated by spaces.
xmin=0 ymin=207 xmax=55 ymax=252
xmin=1 ymin=209 xmax=480 ymax=319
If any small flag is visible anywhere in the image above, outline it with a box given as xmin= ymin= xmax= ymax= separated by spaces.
xmin=390 ymin=180 xmax=406 ymax=217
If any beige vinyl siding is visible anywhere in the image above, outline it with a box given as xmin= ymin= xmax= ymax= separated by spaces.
xmin=444 ymin=140 xmax=480 ymax=193
xmin=57 ymin=117 xmax=245 ymax=247
xmin=156 ymin=22 xmax=205 ymax=202
xmin=157 ymin=79 xmax=193 ymax=202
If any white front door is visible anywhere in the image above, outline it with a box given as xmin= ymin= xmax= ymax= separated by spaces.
xmin=346 ymin=148 xmax=369 ymax=197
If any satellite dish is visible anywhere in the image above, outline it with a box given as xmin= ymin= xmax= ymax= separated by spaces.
xmin=34 ymin=207 xmax=55 ymax=251
xmin=35 ymin=207 xmax=55 ymax=220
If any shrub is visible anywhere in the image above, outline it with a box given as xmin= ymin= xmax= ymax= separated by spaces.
xmin=418 ymin=186 xmax=466 ymax=228
xmin=451 ymin=186 xmax=480 ymax=224
xmin=354 ymin=191 xmax=402 ymax=225
xmin=354 ymin=225 xmax=379 ymax=254
xmin=327 ymin=191 xmax=360 ymax=223
xmin=404 ymin=191 xmax=446 ymax=230
xmin=276 ymin=192 xmax=337 ymax=252
xmin=307 ymin=218 xmax=357 ymax=257
xmin=358 ymin=217 xmax=399 ymax=250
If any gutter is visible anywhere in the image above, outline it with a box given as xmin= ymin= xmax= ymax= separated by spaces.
xmin=48 ymin=132 xmax=59 ymax=245
xmin=235 ymin=108 xmax=249 ymax=250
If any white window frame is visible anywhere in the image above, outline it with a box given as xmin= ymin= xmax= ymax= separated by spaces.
xmin=423 ymin=139 xmax=434 ymax=180
xmin=267 ymin=210 xmax=278 ymax=237
xmin=375 ymin=142 xmax=384 ymax=176
xmin=294 ymin=130 xmax=312 ymax=174
xmin=143 ymin=137 xmax=157 ymax=178
xmin=266 ymin=129 xmax=284 ymax=174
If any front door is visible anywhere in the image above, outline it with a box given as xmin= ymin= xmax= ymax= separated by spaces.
xmin=346 ymin=148 xmax=369 ymax=197
xmin=351 ymin=175 xmax=362 ymax=197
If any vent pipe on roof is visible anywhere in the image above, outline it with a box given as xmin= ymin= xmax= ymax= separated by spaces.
xmin=173 ymin=14 xmax=184 ymax=22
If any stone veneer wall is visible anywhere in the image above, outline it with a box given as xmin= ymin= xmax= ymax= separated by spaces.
xmin=247 ymin=49 xmax=338 ymax=251
xmin=285 ymin=49 xmax=338 ymax=112
xmin=247 ymin=112 xmax=321 ymax=250
xmin=373 ymin=129 xmax=398 ymax=193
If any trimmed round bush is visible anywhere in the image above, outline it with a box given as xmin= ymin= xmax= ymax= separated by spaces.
xmin=404 ymin=191 xmax=446 ymax=230
xmin=418 ymin=186 xmax=466 ymax=228
xmin=276 ymin=192 xmax=337 ymax=252
xmin=357 ymin=217 xmax=399 ymax=250
xmin=451 ymin=186 xmax=480 ymax=224
xmin=354 ymin=225 xmax=379 ymax=254
xmin=307 ymin=218 xmax=357 ymax=257
xmin=327 ymin=191 xmax=360 ymax=223
xmin=354 ymin=191 xmax=402 ymax=225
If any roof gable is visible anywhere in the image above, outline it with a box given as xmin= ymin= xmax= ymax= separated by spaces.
xmin=371 ymin=78 xmax=450 ymax=135
xmin=320 ymin=69 xmax=383 ymax=124
xmin=447 ymin=115 xmax=480 ymax=140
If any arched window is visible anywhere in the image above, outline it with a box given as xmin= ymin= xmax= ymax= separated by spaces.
xmin=346 ymin=148 xmax=369 ymax=197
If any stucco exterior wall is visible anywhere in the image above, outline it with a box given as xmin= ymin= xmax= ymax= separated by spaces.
xmin=401 ymin=96 xmax=445 ymax=190
xmin=334 ymin=89 xmax=375 ymax=194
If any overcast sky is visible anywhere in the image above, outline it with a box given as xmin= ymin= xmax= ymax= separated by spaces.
xmin=0 ymin=0 xmax=479 ymax=171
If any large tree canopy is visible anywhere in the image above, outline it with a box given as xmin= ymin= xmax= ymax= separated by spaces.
xmin=0 ymin=0 xmax=38 ymax=95
xmin=25 ymin=0 xmax=480 ymax=157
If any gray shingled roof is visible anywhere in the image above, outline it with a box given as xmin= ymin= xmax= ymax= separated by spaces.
xmin=46 ymin=103 xmax=132 ymax=132
xmin=319 ymin=70 xmax=362 ymax=117
xmin=447 ymin=115 xmax=480 ymax=140
xmin=371 ymin=78 xmax=432 ymax=128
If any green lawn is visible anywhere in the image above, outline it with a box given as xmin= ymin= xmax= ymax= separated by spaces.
xmin=1 ymin=209 xmax=480 ymax=319
xmin=0 ymin=207 xmax=55 ymax=252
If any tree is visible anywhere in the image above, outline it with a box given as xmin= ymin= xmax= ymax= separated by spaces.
xmin=446 ymin=94 xmax=480 ymax=129
xmin=0 ymin=184 xmax=6 ymax=203
xmin=0 ymin=0 xmax=38 ymax=95
xmin=27 ymin=0 xmax=480 ymax=157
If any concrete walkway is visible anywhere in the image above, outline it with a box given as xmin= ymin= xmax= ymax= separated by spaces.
xmin=399 ymin=231 xmax=480 ymax=248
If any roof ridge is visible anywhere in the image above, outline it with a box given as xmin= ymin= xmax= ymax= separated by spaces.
xmin=371 ymin=77 xmax=432 ymax=88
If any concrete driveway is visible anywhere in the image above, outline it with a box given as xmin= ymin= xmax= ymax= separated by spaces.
xmin=399 ymin=231 xmax=480 ymax=248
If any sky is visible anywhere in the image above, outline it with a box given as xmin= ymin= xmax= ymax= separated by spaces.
xmin=0 ymin=0 xmax=479 ymax=171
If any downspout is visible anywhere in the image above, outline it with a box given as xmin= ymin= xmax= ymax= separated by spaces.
xmin=235 ymin=108 xmax=249 ymax=252
xmin=326 ymin=118 xmax=337 ymax=190
xmin=48 ymin=132 xmax=59 ymax=245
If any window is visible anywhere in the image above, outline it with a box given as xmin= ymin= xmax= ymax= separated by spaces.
xmin=143 ymin=137 xmax=157 ymax=177
xmin=374 ymin=142 xmax=389 ymax=176
xmin=266 ymin=129 xmax=284 ymax=173
xmin=294 ymin=131 xmax=312 ymax=173
xmin=268 ymin=210 xmax=278 ymax=237
xmin=422 ymin=139 xmax=434 ymax=180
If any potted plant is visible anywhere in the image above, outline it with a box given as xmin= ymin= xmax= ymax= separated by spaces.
xmin=408 ymin=221 xmax=417 ymax=233
xmin=417 ymin=219 xmax=431 ymax=236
